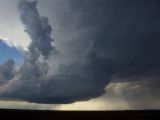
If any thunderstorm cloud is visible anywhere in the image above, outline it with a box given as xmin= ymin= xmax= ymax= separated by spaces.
xmin=0 ymin=0 xmax=159 ymax=106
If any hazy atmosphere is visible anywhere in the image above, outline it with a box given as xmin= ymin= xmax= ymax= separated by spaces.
xmin=0 ymin=0 xmax=160 ymax=110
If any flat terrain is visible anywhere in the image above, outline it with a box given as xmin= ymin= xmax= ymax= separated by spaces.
xmin=0 ymin=109 xmax=159 ymax=120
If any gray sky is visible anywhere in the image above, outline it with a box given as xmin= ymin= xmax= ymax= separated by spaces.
xmin=0 ymin=0 xmax=30 ymax=48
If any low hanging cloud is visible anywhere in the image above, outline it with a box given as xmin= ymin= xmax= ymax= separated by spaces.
xmin=0 ymin=0 xmax=160 ymax=105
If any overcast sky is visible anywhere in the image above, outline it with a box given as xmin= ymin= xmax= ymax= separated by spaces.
xmin=0 ymin=0 xmax=160 ymax=110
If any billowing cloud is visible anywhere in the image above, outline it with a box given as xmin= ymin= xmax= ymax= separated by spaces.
xmin=0 ymin=0 xmax=160 ymax=106
xmin=0 ymin=59 xmax=15 ymax=82
xmin=0 ymin=0 xmax=111 ymax=104
xmin=18 ymin=0 xmax=55 ymax=57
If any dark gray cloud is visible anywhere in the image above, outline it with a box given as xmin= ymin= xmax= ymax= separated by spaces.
xmin=0 ymin=59 xmax=15 ymax=82
xmin=0 ymin=0 xmax=160 ymax=105
xmin=18 ymin=0 xmax=55 ymax=57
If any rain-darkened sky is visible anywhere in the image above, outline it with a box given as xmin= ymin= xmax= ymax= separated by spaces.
xmin=0 ymin=0 xmax=160 ymax=110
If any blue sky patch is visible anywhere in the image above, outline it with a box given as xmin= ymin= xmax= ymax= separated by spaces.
xmin=0 ymin=40 xmax=22 ymax=65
